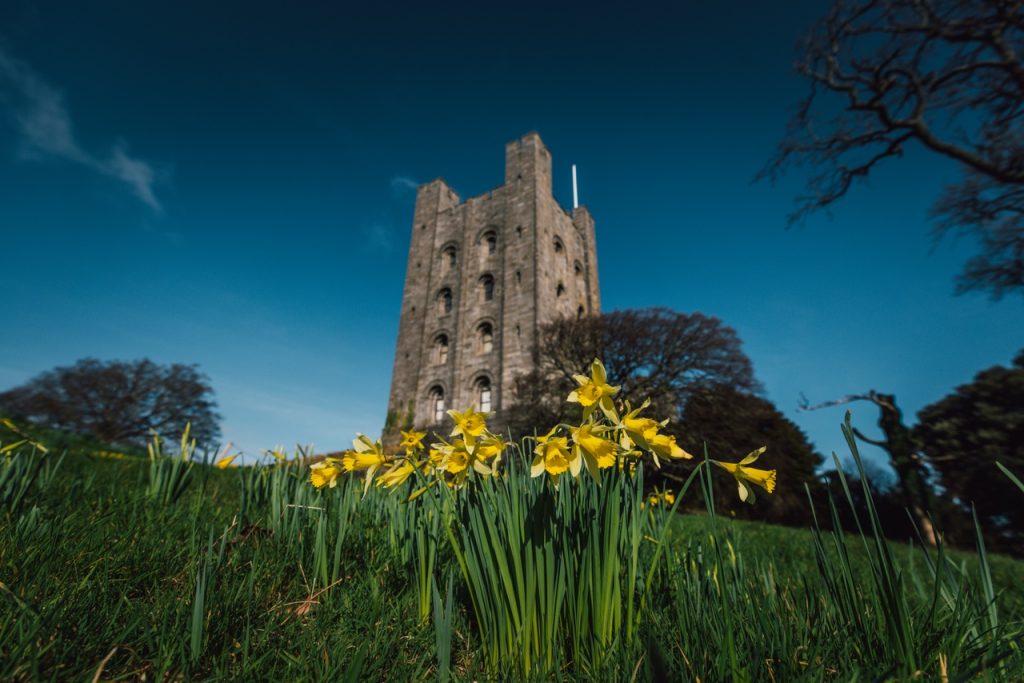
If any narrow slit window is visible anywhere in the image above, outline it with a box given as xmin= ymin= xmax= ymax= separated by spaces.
xmin=443 ymin=246 xmax=457 ymax=271
xmin=477 ymin=378 xmax=492 ymax=412
xmin=438 ymin=288 xmax=453 ymax=315
xmin=430 ymin=387 xmax=445 ymax=424
xmin=479 ymin=323 xmax=494 ymax=353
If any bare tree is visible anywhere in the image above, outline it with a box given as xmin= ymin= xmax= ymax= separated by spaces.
xmin=0 ymin=358 xmax=221 ymax=447
xmin=801 ymin=390 xmax=938 ymax=545
xmin=762 ymin=0 xmax=1024 ymax=298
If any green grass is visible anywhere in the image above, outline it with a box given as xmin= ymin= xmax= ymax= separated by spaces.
xmin=1 ymin=434 xmax=1022 ymax=681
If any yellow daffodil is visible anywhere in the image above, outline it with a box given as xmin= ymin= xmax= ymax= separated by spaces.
xmin=712 ymin=446 xmax=776 ymax=503
xmin=448 ymin=406 xmax=489 ymax=443
xmin=616 ymin=401 xmax=692 ymax=465
xmin=618 ymin=401 xmax=659 ymax=447
xmin=377 ymin=460 xmax=417 ymax=489
xmin=570 ymin=422 xmax=618 ymax=478
xmin=531 ymin=427 xmax=578 ymax=479
xmin=341 ymin=434 xmax=390 ymax=494
xmin=567 ymin=359 xmax=620 ymax=420
xmin=215 ymin=453 xmax=239 ymax=469
xmin=648 ymin=489 xmax=676 ymax=507
xmin=647 ymin=432 xmax=693 ymax=462
xmin=309 ymin=458 xmax=343 ymax=489
xmin=427 ymin=447 xmax=445 ymax=470
xmin=475 ymin=434 xmax=507 ymax=462
xmin=434 ymin=440 xmax=471 ymax=474
xmin=400 ymin=430 xmax=427 ymax=453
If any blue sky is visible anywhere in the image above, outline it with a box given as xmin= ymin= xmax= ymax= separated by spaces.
xmin=1 ymin=1 xmax=1020 ymax=469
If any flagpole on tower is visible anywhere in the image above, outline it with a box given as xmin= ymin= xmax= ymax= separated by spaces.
xmin=572 ymin=164 xmax=579 ymax=210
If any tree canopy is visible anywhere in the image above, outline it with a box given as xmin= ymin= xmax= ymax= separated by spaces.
xmin=763 ymin=0 xmax=1024 ymax=298
xmin=0 ymin=358 xmax=221 ymax=448
xmin=914 ymin=349 xmax=1024 ymax=553
xmin=505 ymin=308 xmax=760 ymax=437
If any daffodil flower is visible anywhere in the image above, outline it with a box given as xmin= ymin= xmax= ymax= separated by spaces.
xmin=646 ymin=432 xmax=692 ymax=463
xmin=448 ymin=406 xmax=489 ymax=443
xmin=617 ymin=400 xmax=659 ymax=448
xmin=342 ymin=434 xmax=389 ymax=494
xmin=712 ymin=446 xmax=776 ymax=503
xmin=215 ymin=453 xmax=239 ymax=469
xmin=531 ymin=427 xmax=578 ymax=479
xmin=616 ymin=401 xmax=692 ymax=465
xmin=400 ymin=430 xmax=427 ymax=453
xmin=473 ymin=434 xmax=507 ymax=475
xmin=377 ymin=460 xmax=417 ymax=488
xmin=567 ymin=359 xmax=620 ymax=420
xmin=433 ymin=439 xmax=470 ymax=474
xmin=647 ymin=489 xmax=676 ymax=507
xmin=309 ymin=458 xmax=343 ymax=488
xmin=570 ymin=421 xmax=617 ymax=479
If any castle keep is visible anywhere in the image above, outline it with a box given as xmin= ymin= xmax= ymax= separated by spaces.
xmin=384 ymin=133 xmax=600 ymax=438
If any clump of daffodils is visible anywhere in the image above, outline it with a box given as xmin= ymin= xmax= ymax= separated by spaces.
xmin=647 ymin=488 xmax=676 ymax=507
xmin=310 ymin=358 xmax=777 ymax=505
xmin=529 ymin=359 xmax=693 ymax=486
xmin=310 ymin=407 xmax=507 ymax=496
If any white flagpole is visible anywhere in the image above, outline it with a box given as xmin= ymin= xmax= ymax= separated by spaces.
xmin=572 ymin=164 xmax=578 ymax=210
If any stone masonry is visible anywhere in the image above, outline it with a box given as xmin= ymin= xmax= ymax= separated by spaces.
xmin=383 ymin=132 xmax=600 ymax=442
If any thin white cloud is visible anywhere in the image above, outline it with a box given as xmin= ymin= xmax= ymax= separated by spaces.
xmin=0 ymin=46 xmax=162 ymax=211
xmin=390 ymin=175 xmax=419 ymax=192
xmin=366 ymin=222 xmax=393 ymax=250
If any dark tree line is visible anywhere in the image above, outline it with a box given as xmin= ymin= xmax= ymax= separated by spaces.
xmin=0 ymin=358 xmax=221 ymax=448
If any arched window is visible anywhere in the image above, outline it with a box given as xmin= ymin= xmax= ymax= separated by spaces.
xmin=442 ymin=246 xmax=457 ymax=272
xmin=429 ymin=386 xmax=445 ymax=423
xmin=481 ymin=231 xmax=497 ymax=257
xmin=516 ymin=226 xmax=523 ymax=239
xmin=556 ymin=282 xmax=566 ymax=297
xmin=515 ymin=269 xmax=522 ymax=285
xmin=435 ymin=335 xmax=449 ymax=364
xmin=553 ymin=236 xmax=564 ymax=254
xmin=476 ymin=377 xmax=492 ymax=412
xmin=478 ymin=322 xmax=494 ymax=353
xmin=577 ymin=305 xmax=585 ymax=319
xmin=437 ymin=288 xmax=453 ymax=315
xmin=480 ymin=274 xmax=495 ymax=302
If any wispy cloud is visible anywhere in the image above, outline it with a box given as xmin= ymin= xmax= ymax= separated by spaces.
xmin=390 ymin=175 xmax=419 ymax=193
xmin=366 ymin=222 xmax=394 ymax=250
xmin=0 ymin=46 xmax=163 ymax=210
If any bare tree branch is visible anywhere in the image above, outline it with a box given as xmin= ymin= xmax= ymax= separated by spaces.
xmin=762 ymin=0 xmax=1024 ymax=298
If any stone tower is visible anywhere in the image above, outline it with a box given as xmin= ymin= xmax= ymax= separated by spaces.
xmin=384 ymin=132 xmax=600 ymax=441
